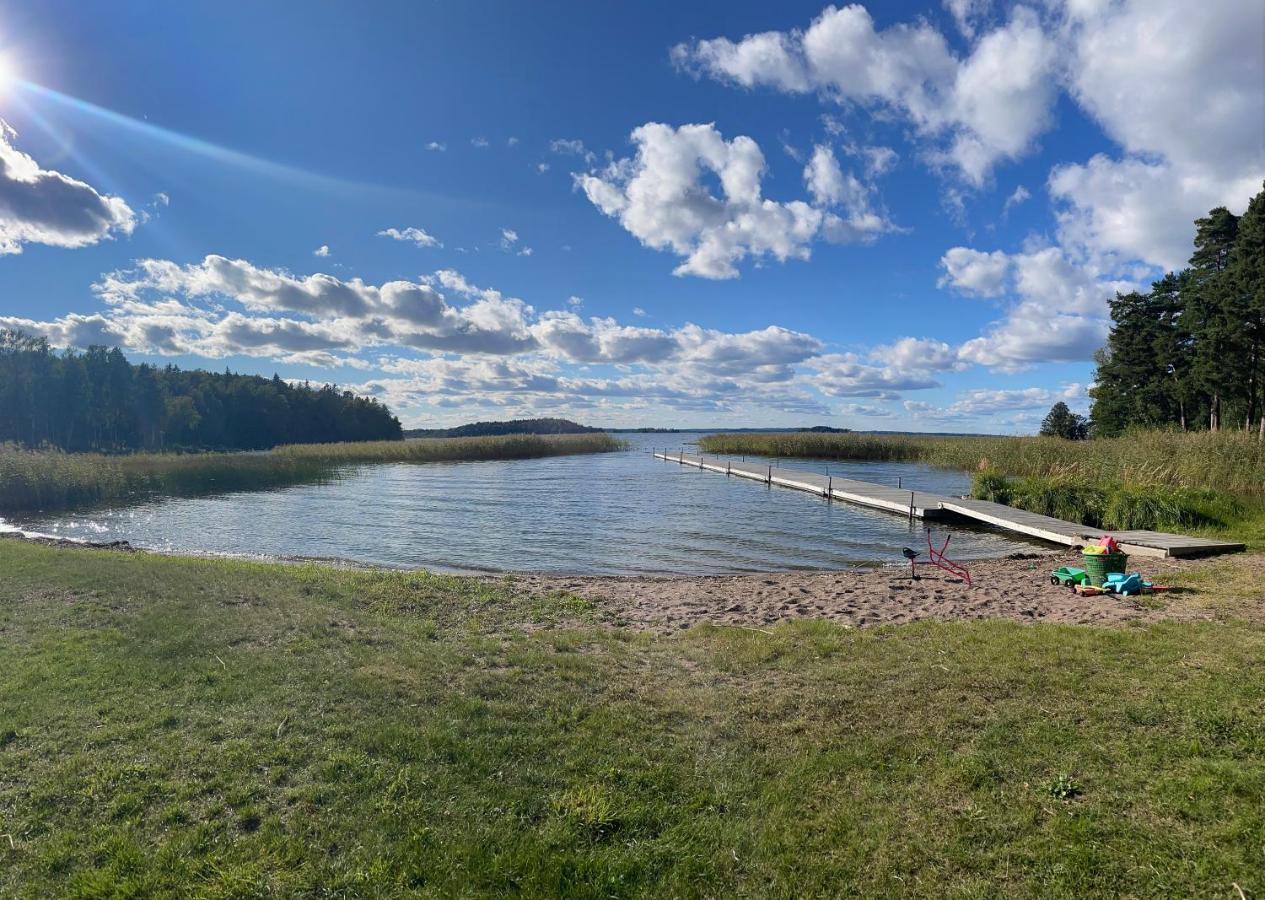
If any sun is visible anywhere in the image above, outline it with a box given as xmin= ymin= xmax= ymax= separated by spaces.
xmin=0 ymin=53 xmax=17 ymax=95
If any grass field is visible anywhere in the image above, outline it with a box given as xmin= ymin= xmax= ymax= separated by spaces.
xmin=1 ymin=538 xmax=1262 ymax=897
xmin=0 ymin=434 xmax=624 ymax=516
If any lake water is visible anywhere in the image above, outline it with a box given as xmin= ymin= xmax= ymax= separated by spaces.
xmin=6 ymin=433 xmax=1040 ymax=575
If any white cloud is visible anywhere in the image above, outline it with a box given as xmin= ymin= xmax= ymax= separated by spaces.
xmin=840 ymin=402 xmax=894 ymax=418
xmin=632 ymin=307 xmax=647 ymax=317
xmin=471 ymin=137 xmax=490 ymax=148
xmin=905 ymin=383 xmax=1085 ymax=421
xmin=425 ymin=141 xmax=446 ymax=152
xmin=870 ymin=337 xmax=964 ymax=372
xmin=946 ymin=245 xmax=1139 ymax=370
xmin=0 ymin=121 xmax=137 ymax=255
xmin=313 ymin=244 xmax=331 ymax=257
xmin=1049 ymin=155 xmax=1262 ymax=273
xmin=578 ymin=123 xmax=892 ymax=279
xmin=944 ymin=0 xmax=992 ymax=39
xmin=937 ymin=247 xmax=1010 ymax=296
xmin=378 ymin=226 xmax=442 ymax=248
xmin=536 ymin=162 xmax=550 ymax=174
xmin=1048 ymin=0 xmax=1264 ymax=271
xmin=550 ymin=138 xmax=596 ymax=165
xmin=807 ymin=353 xmax=941 ymax=397
xmin=507 ymin=136 xmax=520 ymax=147
xmin=673 ymin=5 xmax=1057 ymax=184
xmin=1001 ymin=184 xmax=1030 ymax=214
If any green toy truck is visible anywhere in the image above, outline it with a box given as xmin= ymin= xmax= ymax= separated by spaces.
xmin=1050 ymin=566 xmax=1090 ymax=587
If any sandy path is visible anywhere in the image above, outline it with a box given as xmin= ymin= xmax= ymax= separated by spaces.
xmin=499 ymin=551 xmax=1214 ymax=633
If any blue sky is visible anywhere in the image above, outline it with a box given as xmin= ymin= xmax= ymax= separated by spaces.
xmin=0 ymin=0 xmax=1261 ymax=431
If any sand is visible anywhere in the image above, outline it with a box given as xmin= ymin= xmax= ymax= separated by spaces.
xmin=500 ymin=550 xmax=1215 ymax=633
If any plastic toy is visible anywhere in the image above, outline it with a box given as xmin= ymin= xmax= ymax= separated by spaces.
xmin=1103 ymin=572 xmax=1147 ymax=595
xmin=903 ymin=530 xmax=972 ymax=586
xmin=1050 ymin=566 xmax=1090 ymax=587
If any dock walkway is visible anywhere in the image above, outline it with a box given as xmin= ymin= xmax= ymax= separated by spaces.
xmin=654 ymin=451 xmax=1244 ymax=559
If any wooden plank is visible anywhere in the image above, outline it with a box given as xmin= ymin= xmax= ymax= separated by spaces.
xmin=655 ymin=452 xmax=1245 ymax=558
xmin=656 ymin=452 xmax=948 ymax=518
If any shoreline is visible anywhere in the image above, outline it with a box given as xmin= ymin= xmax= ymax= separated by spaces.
xmin=4 ymin=529 xmax=1233 ymax=634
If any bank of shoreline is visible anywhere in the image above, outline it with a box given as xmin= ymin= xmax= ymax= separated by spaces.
xmin=4 ymin=529 xmax=1253 ymax=632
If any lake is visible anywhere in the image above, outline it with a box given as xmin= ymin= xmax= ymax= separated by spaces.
xmin=5 ymin=433 xmax=1041 ymax=575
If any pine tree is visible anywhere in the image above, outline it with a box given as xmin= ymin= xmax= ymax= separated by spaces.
xmin=1187 ymin=207 xmax=1241 ymax=430
xmin=1226 ymin=183 xmax=1265 ymax=436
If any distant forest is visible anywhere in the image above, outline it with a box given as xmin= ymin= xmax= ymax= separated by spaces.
xmin=0 ymin=331 xmax=402 ymax=452
xmin=1091 ymin=182 xmax=1265 ymax=436
xmin=405 ymin=418 xmax=601 ymax=438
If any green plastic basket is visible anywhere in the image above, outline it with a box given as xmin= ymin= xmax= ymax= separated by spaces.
xmin=1082 ymin=551 xmax=1128 ymax=587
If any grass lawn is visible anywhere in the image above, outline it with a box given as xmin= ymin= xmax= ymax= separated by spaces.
xmin=1 ymin=540 xmax=1263 ymax=897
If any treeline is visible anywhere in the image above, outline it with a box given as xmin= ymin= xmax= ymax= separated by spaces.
xmin=0 ymin=331 xmax=402 ymax=452
xmin=404 ymin=418 xmax=601 ymax=438
xmin=1091 ymin=182 xmax=1265 ymax=437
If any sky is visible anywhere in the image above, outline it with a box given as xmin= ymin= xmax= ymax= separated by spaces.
xmin=0 ymin=0 xmax=1261 ymax=432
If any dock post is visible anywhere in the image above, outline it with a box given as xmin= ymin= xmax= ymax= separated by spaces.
xmin=727 ymin=460 xmax=731 ymax=476
xmin=827 ymin=474 xmax=832 ymax=500
xmin=767 ymin=464 xmax=772 ymax=485
xmin=898 ymin=476 xmax=902 ymax=488
xmin=908 ymin=491 xmax=915 ymax=523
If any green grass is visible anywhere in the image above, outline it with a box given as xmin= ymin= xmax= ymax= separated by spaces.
xmin=1 ymin=539 xmax=1263 ymax=896
xmin=970 ymin=470 xmax=1244 ymax=533
xmin=0 ymin=434 xmax=624 ymax=516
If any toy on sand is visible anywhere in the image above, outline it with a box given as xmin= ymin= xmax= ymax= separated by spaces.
xmin=1050 ymin=566 xmax=1090 ymax=587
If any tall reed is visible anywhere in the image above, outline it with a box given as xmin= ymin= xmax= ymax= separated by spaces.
xmin=697 ymin=430 xmax=1265 ymax=496
xmin=0 ymin=433 xmax=625 ymax=515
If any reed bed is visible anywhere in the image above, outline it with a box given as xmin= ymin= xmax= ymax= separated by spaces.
xmin=0 ymin=433 xmax=624 ymax=515
xmin=697 ymin=430 xmax=1265 ymax=495
xmin=273 ymin=432 xmax=625 ymax=463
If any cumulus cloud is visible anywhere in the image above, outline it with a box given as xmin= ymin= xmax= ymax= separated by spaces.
xmin=1049 ymin=0 xmax=1263 ymax=270
xmin=0 ymin=121 xmax=137 ymax=255
xmin=425 ymin=141 xmax=446 ymax=152
xmin=905 ymin=383 xmax=1085 ymax=421
xmin=672 ymin=5 xmax=1057 ymax=185
xmin=378 ymin=226 xmax=442 ymax=248
xmin=577 ymin=123 xmax=892 ymax=278
xmin=937 ymin=247 xmax=1010 ymax=296
xmin=944 ymin=245 xmax=1139 ymax=370
xmin=313 ymin=244 xmax=331 ymax=257
xmin=807 ymin=353 xmax=941 ymax=397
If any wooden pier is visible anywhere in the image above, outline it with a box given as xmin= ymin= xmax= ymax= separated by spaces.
xmin=655 ymin=451 xmax=1245 ymax=559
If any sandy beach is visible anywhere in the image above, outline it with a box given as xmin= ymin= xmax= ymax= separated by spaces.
xmin=502 ymin=549 xmax=1231 ymax=633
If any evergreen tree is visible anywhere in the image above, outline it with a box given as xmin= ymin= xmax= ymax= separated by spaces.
xmin=1226 ymin=183 xmax=1265 ymax=435
xmin=0 ymin=332 xmax=403 ymax=452
xmin=1186 ymin=207 xmax=1242 ymax=431
xmin=1040 ymin=402 xmax=1089 ymax=440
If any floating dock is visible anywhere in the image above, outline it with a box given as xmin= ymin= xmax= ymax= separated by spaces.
xmin=654 ymin=451 xmax=1245 ymax=559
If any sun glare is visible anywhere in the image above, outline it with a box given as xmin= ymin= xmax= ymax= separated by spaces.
xmin=0 ymin=53 xmax=16 ymax=94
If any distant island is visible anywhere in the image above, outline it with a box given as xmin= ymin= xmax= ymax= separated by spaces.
xmin=405 ymin=417 xmax=603 ymax=438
